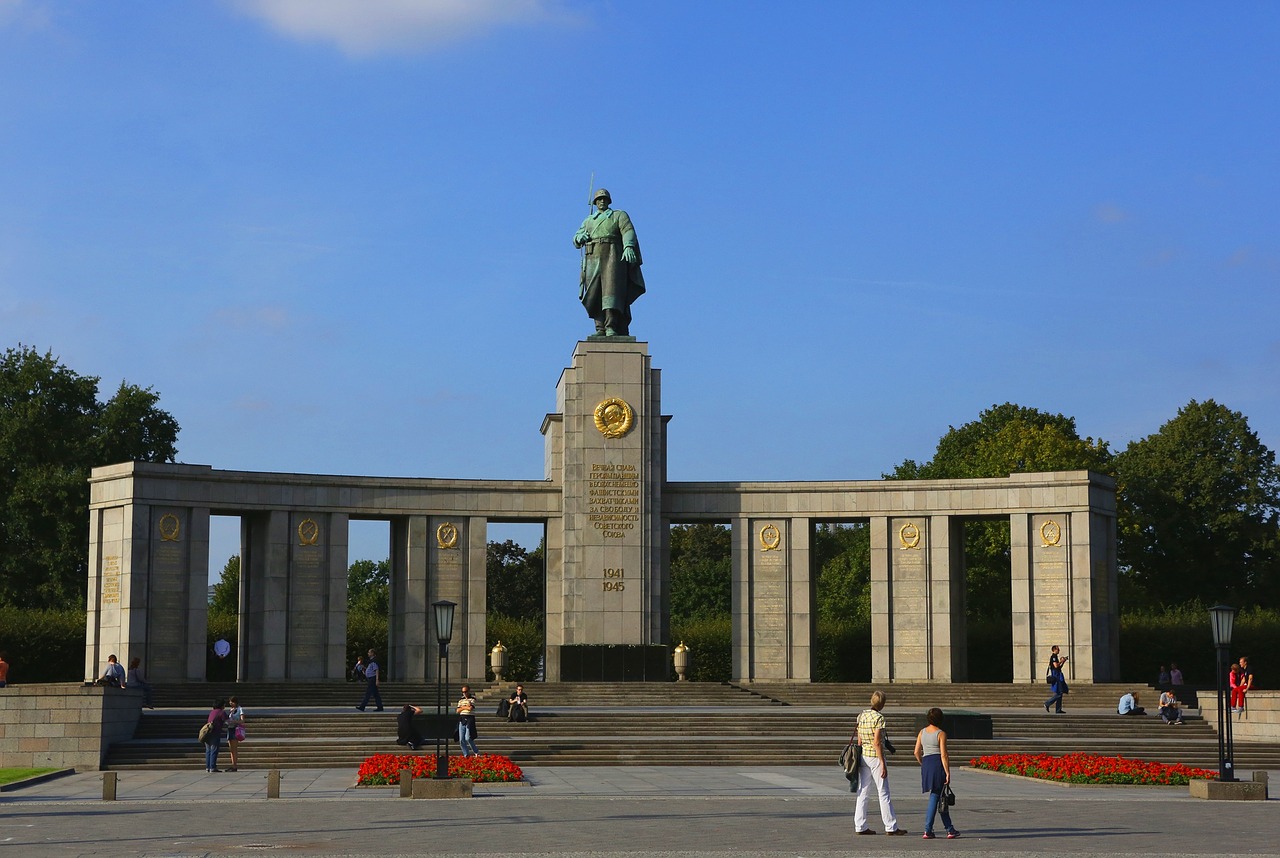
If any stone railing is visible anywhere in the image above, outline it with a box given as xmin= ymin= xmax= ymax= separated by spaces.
xmin=1198 ymin=689 xmax=1279 ymax=742
xmin=0 ymin=684 xmax=143 ymax=770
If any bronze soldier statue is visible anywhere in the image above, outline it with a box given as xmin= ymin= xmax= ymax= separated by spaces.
xmin=573 ymin=188 xmax=645 ymax=337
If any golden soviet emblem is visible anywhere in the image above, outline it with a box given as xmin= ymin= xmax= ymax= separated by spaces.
xmin=436 ymin=522 xmax=459 ymax=550
xmin=297 ymin=519 xmax=320 ymax=546
xmin=594 ymin=397 xmax=634 ymax=439
xmin=899 ymin=522 xmax=922 ymax=550
xmin=158 ymin=513 xmax=181 ymax=542
xmin=1040 ymin=519 xmax=1062 ymax=547
xmin=759 ymin=523 xmax=782 ymax=551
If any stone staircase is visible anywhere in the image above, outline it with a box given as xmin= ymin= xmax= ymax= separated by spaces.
xmin=105 ymin=681 xmax=1276 ymax=771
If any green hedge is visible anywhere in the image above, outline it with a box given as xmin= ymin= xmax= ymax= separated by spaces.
xmin=814 ymin=618 xmax=872 ymax=682
xmin=485 ymin=615 xmax=544 ymax=682
xmin=670 ymin=616 xmax=731 ymax=682
xmin=0 ymin=607 xmax=85 ymax=682
xmin=1118 ymin=605 xmax=1278 ymax=685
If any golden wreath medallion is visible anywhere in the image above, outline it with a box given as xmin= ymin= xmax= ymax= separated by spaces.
xmin=297 ymin=519 xmax=320 ymax=546
xmin=899 ymin=522 xmax=922 ymax=550
xmin=158 ymin=513 xmax=181 ymax=542
xmin=1040 ymin=519 xmax=1062 ymax=547
xmin=593 ymin=397 xmax=634 ymax=439
xmin=759 ymin=523 xmax=782 ymax=551
xmin=436 ymin=522 xmax=459 ymax=550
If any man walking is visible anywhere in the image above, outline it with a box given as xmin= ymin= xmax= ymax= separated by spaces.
xmin=853 ymin=690 xmax=906 ymax=836
xmin=357 ymin=649 xmax=383 ymax=712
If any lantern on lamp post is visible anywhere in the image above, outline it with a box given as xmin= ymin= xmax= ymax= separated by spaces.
xmin=1208 ymin=603 xmax=1237 ymax=783
xmin=432 ymin=599 xmax=456 ymax=780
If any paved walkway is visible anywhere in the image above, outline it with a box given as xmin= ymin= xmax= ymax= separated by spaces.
xmin=1 ymin=766 xmax=1276 ymax=857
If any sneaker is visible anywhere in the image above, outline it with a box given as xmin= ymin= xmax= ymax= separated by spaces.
xmin=947 ymin=831 xmax=961 ymax=839
xmin=922 ymin=833 xmax=936 ymax=839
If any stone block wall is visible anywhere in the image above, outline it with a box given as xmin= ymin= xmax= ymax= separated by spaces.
xmin=0 ymin=684 xmax=142 ymax=770
xmin=1200 ymin=690 xmax=1280 ymax=742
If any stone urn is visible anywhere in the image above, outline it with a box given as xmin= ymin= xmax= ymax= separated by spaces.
xmin=490 ymin=641 xmax=508 ymax=682
xmin=673 ymin=641 xmax=690 ymax=681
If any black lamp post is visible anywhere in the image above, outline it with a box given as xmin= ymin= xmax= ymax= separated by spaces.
xmin=432 ymin=599 xmax=456 ymax=780
xmin=1208 ymin=603 xmax=1237 ymax=782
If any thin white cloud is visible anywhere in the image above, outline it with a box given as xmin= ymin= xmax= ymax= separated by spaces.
xmin=214 ymin=305 xmax=293 ymax=331
xmin=0 ymin=0 xmax=51 ymax=30
xmin=1094 ymin=203 xmax=1129 ymax=224
xmin=230 ymin=0 xmax=575 ymax=56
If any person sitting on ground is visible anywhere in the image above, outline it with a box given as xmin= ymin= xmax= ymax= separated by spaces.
xmin=506 ymin=684 xmax=529 ymax=722
xmin=397 ymin=704 xmax=426 ymax=750
xmin=1158 ymin=688 xmax=1183 ymax=725
xmin=98 ymin=654 xmax=125 ymax=687
xmin=1118 ymin=690 xmax=1146 ymax=715
xmin=127 ymin=656 xmax=154 ymax=707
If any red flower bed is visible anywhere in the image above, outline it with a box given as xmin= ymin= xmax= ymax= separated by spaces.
xmin=357 ymin=753 xmax=524 ymax=785
xmin=969 ymin=752 xmax=1217 ymax=785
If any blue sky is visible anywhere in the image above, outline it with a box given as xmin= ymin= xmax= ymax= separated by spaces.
xmin=3 ymin=1 xmax=1277 ymax=572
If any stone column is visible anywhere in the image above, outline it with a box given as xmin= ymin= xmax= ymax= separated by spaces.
xmin=85 ymin=504 xmax=145 ymax=681
xmin=241 ymin=510 xmax=289 ymax=680
xmin=427 ymin=516 xmax=473 ymax=681
xmin=465 ymin=516 xmax=488 ymax=680
xmin=550 ymin=340 xmax=665 ymax=673
xmin=146 ymin=507 xmax=210 ymax=681
xmin=868 ymin=516 xmax=891 ymax=682
xmin=282 ymin=512 xmax=348 ymax=680
xmin=886 ymin=516 xmax=930 ymax=681
xmin=746 ymin=518 xmax=790 ymax=679
xmin=1070 ymin=509 xmax=1119 ymax=682
xmin=1015 ymin=512 xmax=1087 ymax=683
xmin=730 ymin=515 xmax=751 ymax=680
xmin=391 ymin=515 xmax=430 ymax=680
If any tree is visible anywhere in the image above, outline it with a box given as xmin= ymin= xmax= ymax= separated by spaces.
xmin=813 ymin=523 xmax=871 ymax=624
xmin=1115 ymin=399 xmax=1280 ymax=606
xmin=0 ymin=345 xmax=180 ymax=609
xmin=485 ymin=539 xmax=544 ymax=621
xmin=887 ymin=403 xmax=1113 ymax=621
xmin=209 ymin=555 xmax=240 ymax=614
xmin=347 ymin=558 xmax=390 ymax=616
xmin=669 ymin=523 xmax=731 ymax=621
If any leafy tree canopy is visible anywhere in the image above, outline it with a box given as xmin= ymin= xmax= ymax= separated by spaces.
xmin=1115 ymin=399 xmax=1280 ymax=607
xmin=669 ymin=523 xmax=731 ymax=621
xmin=209 ymin=555 xmax=240 ymax=614
xmin=486 ymin=539 xmax=544 ymax=622
xmin=348 ymin=558 xmax=390 ymax=616
xmin=887 ymin=402 xmax=1112 ymax=480
xmin=0 ymin=345 xmax=179 ymax=609
xmin=813 ymin=523 xmax=870 ymax=624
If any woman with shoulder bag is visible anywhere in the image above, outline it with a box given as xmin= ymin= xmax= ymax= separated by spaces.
xmin=914 ymin=707 xmax=960 ymax=839
xmin=225 ymin=696 xmax=246 ymax=772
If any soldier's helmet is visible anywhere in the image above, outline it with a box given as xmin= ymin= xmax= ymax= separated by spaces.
xmin=593 ymin=188 xmax=612 ymax=204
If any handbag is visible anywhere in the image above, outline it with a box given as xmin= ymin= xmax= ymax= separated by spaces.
xmin=840 ymin=735 xmax=862 ymax=781
xmin=233 ymin=725 xmax=246 ymax=742
xmin=942 ymin=784 xmax=956 ymax=807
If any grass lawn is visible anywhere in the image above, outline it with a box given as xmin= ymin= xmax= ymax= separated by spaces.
xmin=0 ymin=768 xmax=58 ymax=786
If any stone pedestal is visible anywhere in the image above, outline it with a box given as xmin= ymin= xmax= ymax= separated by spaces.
xmin=412 ymin=777 xmax=473 ymax=799
xmin=542 ymin=340 xmax=667 ymax=679
xmin=1188 ymin=778 xmax=1266 ymax=801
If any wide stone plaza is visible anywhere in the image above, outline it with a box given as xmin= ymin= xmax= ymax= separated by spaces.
xmin=1 ymin=764 xmax=1277 ymax=858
